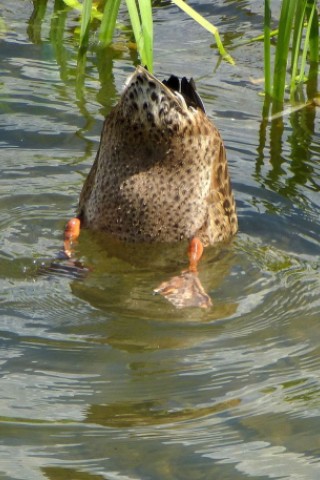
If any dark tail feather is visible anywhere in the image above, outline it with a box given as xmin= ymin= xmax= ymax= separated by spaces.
xmin=163 ymin=75 xmax=205 ymax=113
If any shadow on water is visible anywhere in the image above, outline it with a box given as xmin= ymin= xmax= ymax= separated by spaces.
xmin=86 ymin=396 xmax=241 ymax=428
xmin=42 ymin=468 xmax=106 ymax=480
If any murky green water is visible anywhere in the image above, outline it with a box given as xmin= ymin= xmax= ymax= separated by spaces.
xmin=1 ymin=1 xmax=320 ymax=479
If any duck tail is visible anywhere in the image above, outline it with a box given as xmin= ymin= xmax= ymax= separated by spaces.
xmin=163 ymin=75 xmax=205 ymax=113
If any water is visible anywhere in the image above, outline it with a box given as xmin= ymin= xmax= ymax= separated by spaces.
xmin=1 ymin=1 xmax=320 ymax=479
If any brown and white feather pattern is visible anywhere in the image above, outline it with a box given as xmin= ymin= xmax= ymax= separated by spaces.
xmin=79 ymin=66 xmax=238 ymax=245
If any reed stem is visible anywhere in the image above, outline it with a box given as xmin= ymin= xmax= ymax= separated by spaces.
xmin=264 ymin=0 xmax=271 ymax=98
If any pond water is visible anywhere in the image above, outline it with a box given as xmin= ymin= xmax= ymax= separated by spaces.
xmin=1 ymin=1 xmax=320 ymax=479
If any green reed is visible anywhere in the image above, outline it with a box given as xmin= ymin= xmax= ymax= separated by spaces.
xmin=61 ymin=0 xmax=233 ymax=72
xmin=62 ymin=0 xmax=153 ymax=69
xmin=29 ymin=0 xmax=318 ymax=107
xmin=264 ymin=0 xmax=318 ymax=106
xmin=171 ymin=0 xmax=234 ymax=65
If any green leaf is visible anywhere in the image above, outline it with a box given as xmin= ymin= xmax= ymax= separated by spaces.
xmin=138 ymin=0 xmax=153 ymax=71
xmin=298 ymin=0 xmax=317 ymax=83
xmin=290 ymin=0 xmax=307 ymax=98
xmin=79 ymin=0 xmax=92 ymax=48
xmin=99 ymin=0 xmax=122 ymax=46
xmin=171 ymin=0 xmax=234 ymax=65
xmin=125 ymin=0 xmax=142 ymax=51
xmin=62 ymin=0 xmax=82 ymax=11
xmin=125 ymin=0 xmax=153 ymax=71
xmin=306 ymin=0 xmax=319 ymax=64
xmin=272 ymin=0 xmax=298 ymax=105
xmin=264 ymin=0 xmax=272 ymax=97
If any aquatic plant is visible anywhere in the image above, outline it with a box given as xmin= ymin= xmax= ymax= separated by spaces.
xmin=61 ymin=0 xmax=234 ymax=71
xmin=62 ymin=0 xmax=153 ymax=69
xmin=28 ymin=0 xmax=318 ymax=107
xmin=62 ymin=0 xmax=318 ymax=103
xmin=263 ymin=0 xmax=318 ymax=107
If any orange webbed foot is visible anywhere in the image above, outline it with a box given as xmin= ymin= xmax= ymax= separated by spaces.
xmin=38 ymin=217 xmax=89 ymax=279
xmin=154 ymin=237 xmax=212 ymax=309
xmin=154 ymin=270 xmax=212 ymax=308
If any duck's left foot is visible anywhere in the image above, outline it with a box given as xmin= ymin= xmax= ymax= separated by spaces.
xmin=37 ymin=217 xmax=88 ymax=279
xmin=154 ymin=270 xmax=212 ymax=308
xmin=63 ymin=217 xmax=81 ymax=259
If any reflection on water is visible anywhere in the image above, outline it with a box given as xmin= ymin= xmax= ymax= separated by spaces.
xmin=0 ymin=1 xmax=320 ymax=479
xmin=86 ymin=397 xmax=241 ymax=428
xmin=256 ymin=95 xmax=319 ymax=209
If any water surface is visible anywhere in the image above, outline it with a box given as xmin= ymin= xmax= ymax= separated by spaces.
xmin=1 ymin=1 xmax=320 ymax=479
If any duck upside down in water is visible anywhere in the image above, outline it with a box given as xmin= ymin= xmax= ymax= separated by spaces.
xmin=64 ymin=66 xmax=238 ymax=308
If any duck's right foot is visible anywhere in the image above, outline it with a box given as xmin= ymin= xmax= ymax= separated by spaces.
xmin=154 ymin=270 xmax=212 ymax=309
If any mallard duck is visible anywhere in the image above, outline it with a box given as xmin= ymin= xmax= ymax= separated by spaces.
xmin=64 ymin=66 xmax=238 ymax=308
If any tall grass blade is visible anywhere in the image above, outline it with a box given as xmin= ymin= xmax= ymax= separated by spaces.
xmin=262 ymin=0 xmax=319 ymax=104
xmin=125 ymin=0 xmax=153 ymax=71
xmin=264 ymin=0 xmax=271 ymax=97
xmin=125 ymin=0 xmax=142 ymax=60
xmin=298 ymin=1 xmax=316 ymax=84
xmin=138 ymin=0 xmax=153 ymax=71
xmin=171 ymin=0 xmax=234 ymax=65
xmin=99 ymin=0 xmax=121 ymax=46
xmin=306 ymin=0 xmax=319 ymax=98
xmin=306 ymin=0 xmax=318 ymax=64
xmin=272 ymin=0 xmax=298 ymax=106
xmin=125 ymin=0 xmax=143 ymax=61
xmin=290 ymin=0 xmax=307 ymax=99
xmin=79 ymin=0 xmax=92 ymax=48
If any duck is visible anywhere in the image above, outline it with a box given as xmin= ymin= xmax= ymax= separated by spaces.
xmin=63 ymin=66 xmax=238 ymax=308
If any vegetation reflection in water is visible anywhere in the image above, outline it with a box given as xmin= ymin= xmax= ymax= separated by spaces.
xmin=27 ymin=0 xmax=319 ymax=103
xmin=0 ymin=1 xmax=320 ymax=480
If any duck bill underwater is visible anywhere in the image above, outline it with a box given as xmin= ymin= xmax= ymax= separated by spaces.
xmin=62 ymin=66 xmax=238 ymax=308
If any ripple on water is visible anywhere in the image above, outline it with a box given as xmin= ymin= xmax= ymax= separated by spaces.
xmin=1 ymin=2 xmax=320 ymax=478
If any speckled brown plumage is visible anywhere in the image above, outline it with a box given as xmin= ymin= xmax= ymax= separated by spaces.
xmin=78 ymin=66 xmax=238 ymax=245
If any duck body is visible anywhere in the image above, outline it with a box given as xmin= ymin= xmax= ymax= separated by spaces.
xmin=78 ymin=66 xmax=238 ymax=246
